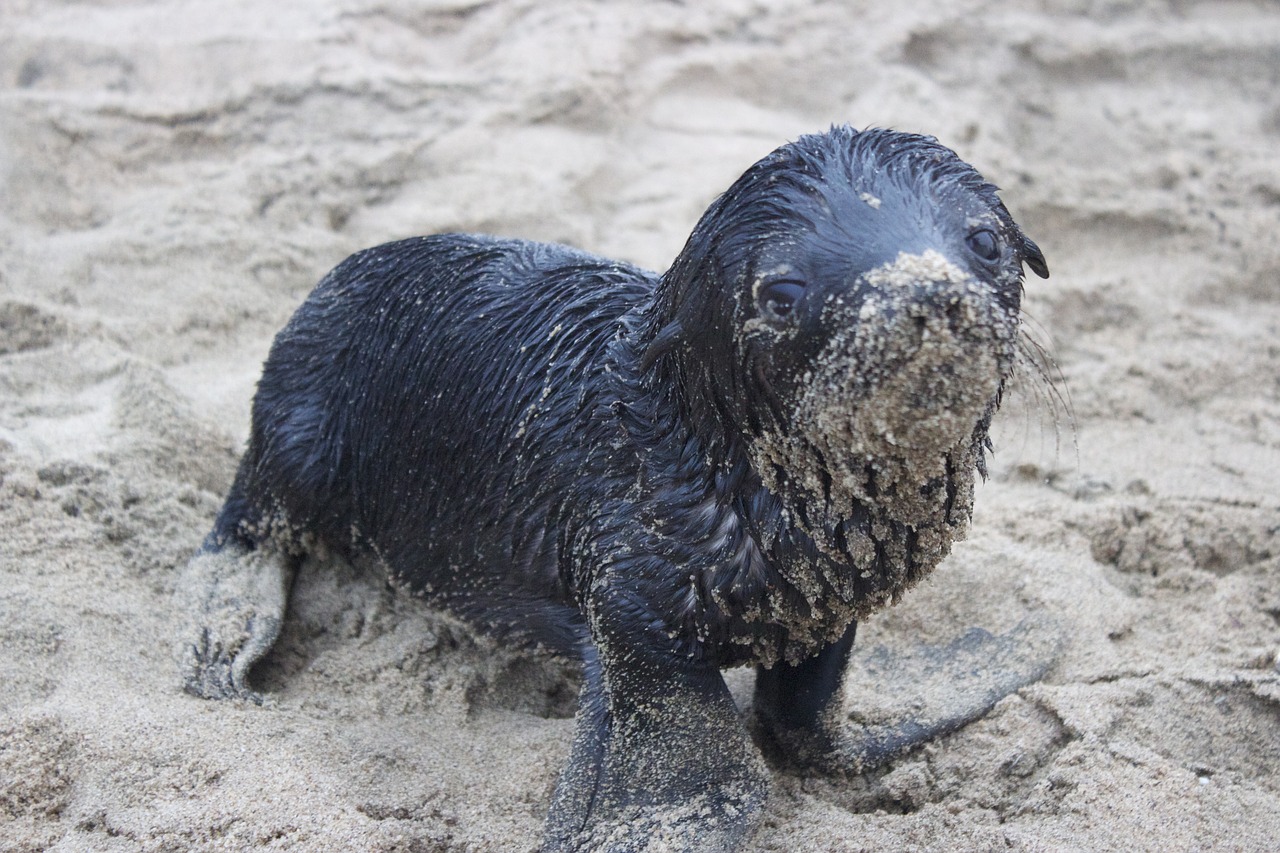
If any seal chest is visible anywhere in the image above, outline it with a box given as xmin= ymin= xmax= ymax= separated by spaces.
xmin=178 ymin=124 xmax=1052 ymax=853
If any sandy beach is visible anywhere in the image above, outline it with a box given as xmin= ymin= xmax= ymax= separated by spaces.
xmin=2 ymin=1 xmax=1278 ymax=850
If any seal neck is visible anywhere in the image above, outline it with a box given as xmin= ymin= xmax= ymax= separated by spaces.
xmin=612 ymin=303 xmax=994 ymax=667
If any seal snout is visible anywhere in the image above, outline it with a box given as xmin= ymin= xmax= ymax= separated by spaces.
xmin=857 ymin=249 xmax=983 ymax=325
xmin=848 ymin=249 xmax=1013 ymax=366
xmin=781 ymin=247 xmax=1017 ymax=469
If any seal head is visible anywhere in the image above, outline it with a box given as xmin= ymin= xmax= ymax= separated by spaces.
xmin=643 ymin=126 xmax=1049 ymax=628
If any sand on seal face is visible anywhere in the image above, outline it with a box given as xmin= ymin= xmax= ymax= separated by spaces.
xmin=2 ymin=1 xmax=1279 ymax=851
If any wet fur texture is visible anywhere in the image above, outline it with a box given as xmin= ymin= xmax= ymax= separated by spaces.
xmin=188 ymin=125 xmax=1049 ymax=851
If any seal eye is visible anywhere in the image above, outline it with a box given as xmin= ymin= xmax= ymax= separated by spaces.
xmin=965 ymin=228 xmax=1001 ymax=262
xmin=759 ymin=280 xmax=806 ymax=321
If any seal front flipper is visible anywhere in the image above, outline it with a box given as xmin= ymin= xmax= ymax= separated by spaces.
xmin=754 ymin=617 xmax=1062 ymax=774
xmin=175 ymin=532 xmax=297 ymax=704
xmin=544 ymin=587 xmax=769 ymax=853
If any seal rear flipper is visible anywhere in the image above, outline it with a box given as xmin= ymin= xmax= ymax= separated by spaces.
xmin=755 ymin=616 xmax=1063 ymax=774
xmin=544 ymin=602 xmax=769 ymax=852
xmin=175 ymin=537 xmax=297 ymax=704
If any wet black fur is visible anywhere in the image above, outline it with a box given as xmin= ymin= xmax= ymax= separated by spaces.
xmin=205 ymin=125 xmax=1049 ymax=848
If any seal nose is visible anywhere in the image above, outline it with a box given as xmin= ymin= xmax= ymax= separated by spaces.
xmin=916 ymin=286 xmax=1006 ymax=353
xmin=857 ymin=250 xmax=988 ymax=339
xmin=906 ymin=282 xmax=970 ymax=330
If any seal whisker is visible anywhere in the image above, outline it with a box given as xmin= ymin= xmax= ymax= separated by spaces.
xmin=997 ymin=312 xmax=1077 ymax=473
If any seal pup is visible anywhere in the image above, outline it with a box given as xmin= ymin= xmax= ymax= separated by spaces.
xmin=178 ymin=125 xmax=1054 ymax=852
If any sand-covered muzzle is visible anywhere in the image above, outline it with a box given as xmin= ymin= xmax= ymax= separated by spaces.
xmin=749 ymin=250 xmax=1020 ymax=540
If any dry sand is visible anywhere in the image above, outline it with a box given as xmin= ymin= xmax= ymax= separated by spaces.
xmin=2 ymin=1 xmax=1279 ymax=850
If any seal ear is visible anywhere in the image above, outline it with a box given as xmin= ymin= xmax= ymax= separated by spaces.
xmin=640 ymin=319 xmax=686 ymax=373
xmin=1021 ymin=235 xmax=1050 ymax=279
